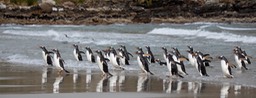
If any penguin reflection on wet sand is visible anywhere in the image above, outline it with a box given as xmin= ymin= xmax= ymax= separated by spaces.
xmin=39 ymin=46 xmax=54 ymax=66
xmin=73 ymin=44 xmax=85 ymax=61
xmin=218 ymin=56 xmax=236 ymax=78
xmin=85 ymin=46 xmax=96 ymax=63
xmin=95 ymin=50 xmax=112 ymax=77
xmin=52 ymin=49 xmax=70 ymax=74
xmin=135 ymin=51 xmax=153 ymax=75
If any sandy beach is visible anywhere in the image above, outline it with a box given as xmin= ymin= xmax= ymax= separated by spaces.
xmin=0 ymin=62 xmax=256 ymax=98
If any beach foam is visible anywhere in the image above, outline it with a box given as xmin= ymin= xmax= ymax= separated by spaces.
xmin=147 ymin=27 xmax=256 ymax=43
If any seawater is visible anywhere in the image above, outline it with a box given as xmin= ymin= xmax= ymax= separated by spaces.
xmin=0 ymin=23 xmax=256 ymax=95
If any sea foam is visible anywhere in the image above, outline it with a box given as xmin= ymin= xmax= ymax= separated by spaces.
xmin=147 ymin=27 xmax=256 ymax=43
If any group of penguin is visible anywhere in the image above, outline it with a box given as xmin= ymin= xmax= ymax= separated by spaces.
xmin=39 ymin=44 xmax=252 ymax=78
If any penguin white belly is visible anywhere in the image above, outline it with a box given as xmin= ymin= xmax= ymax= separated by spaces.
xmin=137 ymin=56 xmax=146 ymax=73
xmin=110 ymin=54 xmax=119 ymax=68
xmin=166 ymin=62 xmax=172 ymax=75
xmin=96 ymin=56 xmax=104 ymax=74
xmin=234 ymin=55 xmax=241 ymax=69
xmin=221 ymin=61 xmax=230 ymax=76
xmin=176 ymin=63 xmax=186 ymax=75
xmin=42 ymin=51 xmax=47 ymax=61
xmin=53 ymin=54 xmax=59 ymax=67
xmin=172 ymin=55 xmax=178 ymax=62
xmin=73 ymin=49 xmax=79 ymax=61
xmin=120 ymin=57 xmax=126 ymax=65
xmin=163 ymin=54 xmax=167 ymax=61
xmin=188 ymin=54 xmax=195 ymax=66
xmin=86 ymin=51 xmax=92 ymax=62
xmin=194 ymin=58 xmax=202 ymax=76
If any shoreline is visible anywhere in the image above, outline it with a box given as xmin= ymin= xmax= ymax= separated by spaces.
xmin=1 ymin=17 xmax=256 ymax=25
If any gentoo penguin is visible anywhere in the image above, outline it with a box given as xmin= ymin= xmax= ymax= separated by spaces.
xmin=234 ymin=46 xmax=251 ymax=65
xmin=135 ymin=51 xmax=153 ymax=75
xmin=39 ymin=46 xmax=53 ymax=66
xmin=117 ymin=48 xmax=130 ymax=65
xmin=218 ymin=56 xmax=236 ymax=78
xmin=166 ymin=53 xmax=184 ymax=78
xmin=73 ymin=44 xmax=85 ymax=61
xmin=120 ymin=45 xmax=133 ymax=60
xmin=109 ymin=47 xmax=124 ymax=70
xmin=95 ymin=50 xmax=112 ymax=77
xmin=145 ymin=46 xmax=156 ymax=63
xmin=85 ymin=46 xmax=95 ymax=63
xmin=187 ymin=45 xmax=196 ymax=67
xmin=233 ymin=49 xmax=248 ymax=70
xmin=171 ymin=49 xmax=188 ymax=75
xmin=52 ymin=49 xmax=69 ymax=74
xmin=194 ymin=51 xmax=209 ymax=76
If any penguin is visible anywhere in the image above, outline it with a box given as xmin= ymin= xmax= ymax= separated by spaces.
xmin=95 ymin=50 xmax=112 ymax=77
xmin=73 ymin=44 xmax=85 ymax=61
xmin=135 ymin=51 xmax=153 ymax=75
xmin=233 ymin=49 xmax=248 ymax=70
xmin=194 ymin=51 xmax=209 ymax=76
xmin=85 ymin=46 xmax=96 ymax=63
xmin=120 ymin=45 xmax=133 ymax=60
xmin=187 ymin=45 xmax=196 ymax=67
xmin=166 ymin=53 xmax=184 ymax=78
xmin=218 ymin=56 xmax=236 ymax=78
xmin=109 ymin=47 xmax=124 ymax=70
xmin=171 ymin=49 xmax=188 ymax=75
xmin=52 ymin=49 xmax=69 ymax=74
xmin=39 ymin=46 xmax=53 ymax=66
xmin=117 ymin=48 xmax=130 ymax=65
xmin=145 ymin=46 xmax=156 ymax=63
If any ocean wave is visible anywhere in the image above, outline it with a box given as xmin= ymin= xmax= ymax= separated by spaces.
xmin=6 ymin=54 xmax=43 ymax=66
xmin=217 ymin=26 xmax=256 ymax=31
xmin=147 ymin=28 xmax=256 ymax=43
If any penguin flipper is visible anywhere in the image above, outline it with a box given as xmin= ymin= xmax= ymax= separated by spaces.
xmin=64 ymin=69 xmax=70 ymax=73
xmin=241 ymin=61 xmax=248 ymax=70
xmin=128 ymin=52 xmax=133 ymax=57
xmin=79 ymin=51 xmax=85 ymax=54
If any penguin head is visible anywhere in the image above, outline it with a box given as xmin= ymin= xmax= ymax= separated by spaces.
xmin=218 ymin=55 xmax=225 ymax=60
xmin=52 ymin=49 xmax=59 ymax=53
xmin=135 ymin=51 xmax=142 ymax=55
xmin=39 ymin=46 xmax=46 ymax=50
xmin=73 ymin=44 xmax=78 ymax=48
xmin=145 ymin=46 xmax=150 ymax=49
xmin=187 ymin=45 xmax=193 ymax=51
xmin=161 ymin=47 xmax=167 ymax=52
xmin=85 ymin=46 xmax=90 ymax=50
xmin=120 ymin=45 xmax=125 ymax=48
xmin=95 ymin=50 xmax=102 ymax=54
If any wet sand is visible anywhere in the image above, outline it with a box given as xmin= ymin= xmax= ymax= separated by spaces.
xmin=0 ymin=62 xmax=256 ymax=98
